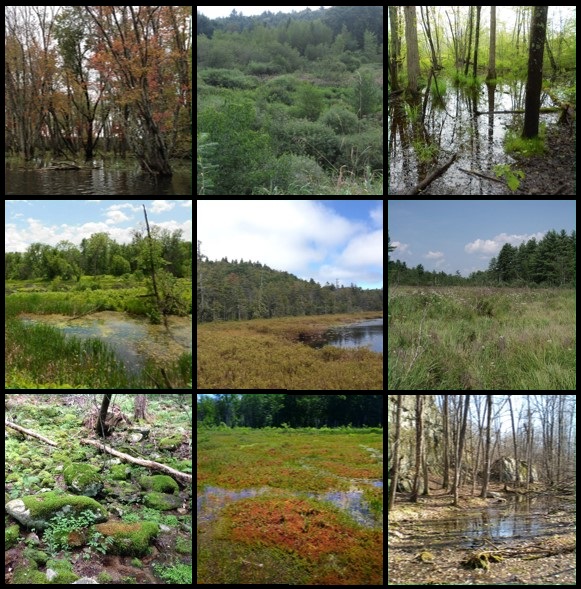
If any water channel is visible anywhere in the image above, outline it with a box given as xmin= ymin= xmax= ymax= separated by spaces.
xmin=313 ymin=318 xmax=383 ymax=353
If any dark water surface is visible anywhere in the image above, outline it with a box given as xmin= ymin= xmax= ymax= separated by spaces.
xmin=6 ymin=166 xmax=192 ymax=195
xmin=315 ymin=318 xmax=383 ymax=352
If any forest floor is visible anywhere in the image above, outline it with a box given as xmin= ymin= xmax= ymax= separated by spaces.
xmin=388 ymin=480 xmax=576 ymax=585
xmin=5 ymin=395 xmax=192 ymax=584
xmin=513 ymin=124 xmax=576 ymax=195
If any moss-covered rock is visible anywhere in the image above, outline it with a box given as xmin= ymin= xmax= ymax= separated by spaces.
xmin=159 ymin=434 xmax=184 ymax=450
xmin=93 ymin=521 xmax=160 ymax=556
xmin=143 ymin=492 xmax=182 ymax=511
xmin=63 ymin=463 xmax=103 ymax=497
xmin=139 ymin=475 xmax=179 ymax=494
xmin=12 ymin=557 xmax=79 ymax=584
xmin=5 ymin=492 xmax=108 ymax=530
xmin=5 ymin=524 xmax=20 ymax=549
xmin=110 ymin=464 xmax=131 ymax=481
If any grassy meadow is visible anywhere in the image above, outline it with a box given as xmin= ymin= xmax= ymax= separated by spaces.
xmin=197 ymin=428 xmax=383 ymax=585
xmin=388 ymin=287 xmax=576 ymax=390
xmin=196 ymin=312 xmax=383 ymax=390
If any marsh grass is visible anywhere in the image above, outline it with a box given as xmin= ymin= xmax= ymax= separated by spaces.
xmin=388 ymin=287 xmax=576 ymax=390
xmin=196 ymin=312 xmax=383 ymax=390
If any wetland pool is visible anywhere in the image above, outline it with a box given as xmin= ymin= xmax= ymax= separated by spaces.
xmin=20 ymin=311 xmax=192 ymax=372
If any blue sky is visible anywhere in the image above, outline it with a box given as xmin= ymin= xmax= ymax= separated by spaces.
xmin=5 ymin=200 xmax=192 ymax=252
xmin=388 ymin=200 xmax=576 ymax=277
xmin=197 ymin=200 xmax=383 ymax=288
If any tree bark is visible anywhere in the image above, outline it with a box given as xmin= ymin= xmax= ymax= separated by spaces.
xmin=5 ymin=420 xmax=58 ymax=446
xmin=523 ymin=6 xmax=548 ymax=138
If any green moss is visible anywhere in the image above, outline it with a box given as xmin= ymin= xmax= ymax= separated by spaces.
xmin=111 ymin=464 xmax=131 ymax=480
xmin=94 ymin=522 xmax=160 ymax=556
xmin=139 ymin=475 xmax=179 ymax=494
xmin=63 ymin=463 xmax=103 ymax=496
xmin=5 ymin=524 xmax=20 ymax=548
xmin=143 ymin=492 xmax=182 ymax=510
xmin=159 ymin=434 xmax=184 ymax=450
xmin=19 ymin=492 xmax=107 ymax=529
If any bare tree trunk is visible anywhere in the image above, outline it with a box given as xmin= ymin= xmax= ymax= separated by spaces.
xmin=388 ymin=395 xmax=403 ymax=512
xmin=411 ymin=395 xmax=424 ymax=502
xmin=96 ymin=394 xmax=113 ymax=437
xmin=404 ymin=7 xmax=420 ymax=94
xmin=480 ymin=395 xmax=492 ymax=498
xmin=453 ymin=395 xmax=470 ymax=506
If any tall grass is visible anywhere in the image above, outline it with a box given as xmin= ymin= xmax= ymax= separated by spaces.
xmin=388 ymin=287 xmax=576 ymax=390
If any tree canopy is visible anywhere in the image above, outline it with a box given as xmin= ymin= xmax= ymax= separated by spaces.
xmin=197 ymin=394 xmax=383 ymax=428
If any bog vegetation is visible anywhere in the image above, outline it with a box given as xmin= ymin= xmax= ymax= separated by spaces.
xmin=197 ymin=6 xmax=383 ymax=195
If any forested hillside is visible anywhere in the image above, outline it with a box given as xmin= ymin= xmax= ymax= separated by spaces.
xmin=388 ymin=229 xmax=576 ymax=287
xmin=197 ymin=6 xmax=383 ymax=195
xmin=197 ymin=242 xmax=382 ymax=322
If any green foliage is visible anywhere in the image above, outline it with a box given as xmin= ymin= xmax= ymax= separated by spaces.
xmin=198 ymin=99 xmax=272 ymax=194
xmin=295 ymin=84 xmax=324 ymax=120
xmin=493 ymin=164 xmax=525 ymax=192
xmin=199 ymin=68 xmax=256 ymax=89
xmin=351 ymin=70 xmax=382 ymax=118
xmin=320 ymin=107 xmax=360 ymax=134
xmin=43 ymin=510 xmax=98 ymax=556
xmin=153 ymin=563 xmax=192 ymax=584
xmin=271 ymin=119 xmax=341 ymax=167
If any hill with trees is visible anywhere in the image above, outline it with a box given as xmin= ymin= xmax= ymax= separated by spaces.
xmin=197 ymin=6 xmax=383 ymax=195
xmin=197 ymin=241 xmax=382 ymax=322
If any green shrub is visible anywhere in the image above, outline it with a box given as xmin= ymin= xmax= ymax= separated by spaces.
xmin=199 ymin=68 xmax=256 ymax=90
xmin=320 ymin=107 xmax=360 ymax=134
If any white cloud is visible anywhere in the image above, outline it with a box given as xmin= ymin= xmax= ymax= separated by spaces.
xmin=391 ymin=241 xmax=410 ymax=255
xmin=197 ymin=201 xmax=382 ymax=286
xmin=151 ymin=200 xmax=175 ymax=213
xmin=425 ymin=251 xmax=444 ymax=259
xmin=86 ymin=200 xmax=102 ymax=203
xmin=370 ymin=204 xmax=383 ymax=227
xmin=465 ymin=232 xmax=546 ymax=255
xmin=106 ymin=210 xmax=130 ymax=224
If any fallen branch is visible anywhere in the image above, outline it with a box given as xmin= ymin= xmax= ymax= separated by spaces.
xmin=5 ymin=420 xmax=58 ymax=446
xmin=475 ymin=108 xmax=559 ymax=115
xmin=81 ymin=438 xmax=192 ymax=484
xmin=458 ymin=167 xmax=505 ymax=183
xmin=401 ymin=152 xmax=457 ymax=195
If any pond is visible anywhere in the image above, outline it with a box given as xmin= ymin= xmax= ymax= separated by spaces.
xmin=21 ymin=311 xmax=192 ymax=373
xmin=313 ymin=318 xmax=383 ymax=352
xmin=394 ymin=495 xmax=575 ymax=550
xmin=5 ymin=165 xmax=192 ymax=196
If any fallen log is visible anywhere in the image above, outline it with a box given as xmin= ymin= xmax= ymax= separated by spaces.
xmin=5 ymin=420 xmax=58 ymax=446
xmin=81 ymin=438 xmax=192 ymax=484
xmin=400 ymin=152 xmax=457 ymax=195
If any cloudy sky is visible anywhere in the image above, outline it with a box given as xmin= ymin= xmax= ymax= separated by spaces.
xmin=5 ymin=200 xmax=192 ymax=252
xmin=388 ymin=200 xmax=576 ymax=276
xmin=197 ymin=200 xmax=383 ymax=289
xmin=198 ymin=6 xmax=331 ymax=18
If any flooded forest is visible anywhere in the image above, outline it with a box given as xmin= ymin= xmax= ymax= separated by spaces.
xmin=388 ymin=395 xmax=576 ymax=585
xmin=387 ymin=7 xmax=576 ymax=195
